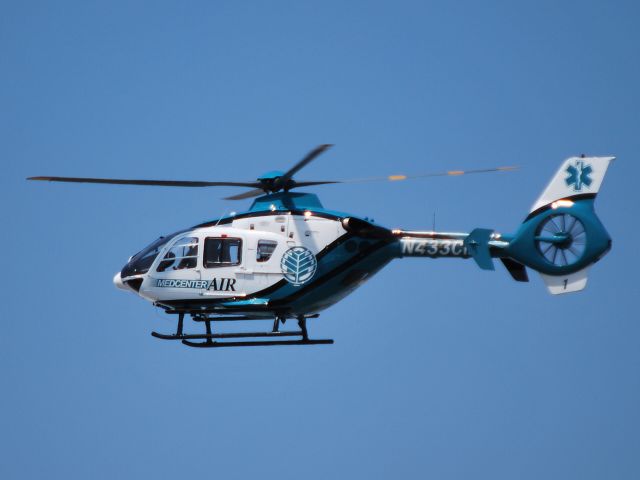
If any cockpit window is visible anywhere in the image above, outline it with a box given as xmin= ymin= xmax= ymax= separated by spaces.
xmin=157 ymin=237 xmax=199 ymax=272
xmin=120 ymin=230 xmax=187 ymax=278
xmin=257 ymin=240 xmax=277 ymax=262
xmin=204 ymin=238 xmax=242 ymax=268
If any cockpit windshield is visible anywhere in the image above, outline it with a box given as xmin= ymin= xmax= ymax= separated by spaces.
xmin=121 ymin=229 xmax=188 ymax=278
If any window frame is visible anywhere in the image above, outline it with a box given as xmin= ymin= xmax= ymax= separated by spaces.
xmin=256 ymin=240 xmax=278 ymax=263
xmin=121 ymin=229 xmax=190 ymax=277
xmin=155 ymin=235 xmax=200 ymax=273
xmin=203 ymin=237 xmax=243 ymax=269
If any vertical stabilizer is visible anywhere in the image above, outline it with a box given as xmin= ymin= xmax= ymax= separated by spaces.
xmin=530 ymin=156 xmax=614 ymax=214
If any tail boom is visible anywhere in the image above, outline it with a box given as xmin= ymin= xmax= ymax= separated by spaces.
xmin=393 ymin=229 xmax=508 ymax=267
xmin=392 ymin=155 xmax=615 ymax=294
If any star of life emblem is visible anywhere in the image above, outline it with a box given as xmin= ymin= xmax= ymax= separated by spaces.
xmin=565 ymin=160 xmax=593 ymax=192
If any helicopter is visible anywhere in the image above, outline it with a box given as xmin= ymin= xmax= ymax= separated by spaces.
xmin=28 ymin=145 xmax=615 ymax=348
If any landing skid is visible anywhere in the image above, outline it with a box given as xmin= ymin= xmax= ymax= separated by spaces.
xmin=151 ymin=313 xmax=333 ymax=348
xmin=182 ymin=338 xmax=334 ymax=348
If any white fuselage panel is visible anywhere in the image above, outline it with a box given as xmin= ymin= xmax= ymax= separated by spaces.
xmin=137 ymin=214 xmax=345 ymax=303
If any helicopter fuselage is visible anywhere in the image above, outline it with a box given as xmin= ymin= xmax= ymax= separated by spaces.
xmin=115 ymin=192 xmax=407 ymax=318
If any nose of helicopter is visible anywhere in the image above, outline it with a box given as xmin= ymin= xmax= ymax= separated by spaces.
xmin=113 ymin=272 xmax=128 ymax=290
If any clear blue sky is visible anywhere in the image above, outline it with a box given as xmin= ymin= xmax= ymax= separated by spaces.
xmin=2 ymin=1 xmax=639 ymax=478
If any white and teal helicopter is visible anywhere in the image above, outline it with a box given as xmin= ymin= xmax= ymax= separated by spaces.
xmin=28 ymin=145 xmax=614 ymax=348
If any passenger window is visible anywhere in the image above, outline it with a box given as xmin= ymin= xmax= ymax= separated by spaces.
xmin=257 ymin=240 xmax=277 ymax=262
xmin=204 ymin=238 xmax=242 ymax=268
xmin=157 ymin=237 xmax=199 ymax=272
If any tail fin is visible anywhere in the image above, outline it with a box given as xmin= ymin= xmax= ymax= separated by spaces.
xmin=529 ymin=156 xmax=615 ymax=215
xmin=505 ymin=156 xmax=615 ymax=295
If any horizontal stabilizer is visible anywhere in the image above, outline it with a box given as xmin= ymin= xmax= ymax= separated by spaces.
xmin=539 ymin=267 xmax=590 ymax=295
xmin=464 ymin=228 xmax=495 ymax=270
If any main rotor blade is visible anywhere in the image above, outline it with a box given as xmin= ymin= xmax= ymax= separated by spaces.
xmin=223 ymin=181 xmax=339 ymax=200
xmin=224 ymin=188 xmax=266 ymax=200
xmin=282 ymin=144 xmax=333 ymax=181
xmin=337 ymin=165 xmax=518 ymax=184
xmin=27 ymin=176 xmax=260 ymax=188
xmin=293 ymin=180 xmax=341 ymax=188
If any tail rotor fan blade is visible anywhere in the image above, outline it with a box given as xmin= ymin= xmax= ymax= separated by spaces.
xmin=535 ymin=213 xmax=587 ymax=267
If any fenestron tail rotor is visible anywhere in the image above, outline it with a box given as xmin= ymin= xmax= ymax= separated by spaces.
xmin=27 ymin=144 xmax=518 ymax=199
xmin=535 ymin=213 xmax=587 ymax=267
